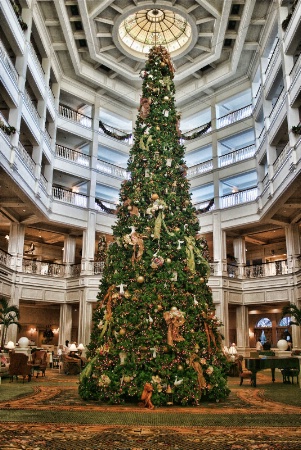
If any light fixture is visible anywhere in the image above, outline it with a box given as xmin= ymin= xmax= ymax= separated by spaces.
xmin=77 ymin=343 xmax=85 ymax=351
xmin=228 ymin=343 xmax=238 ymax=361
xmin=69 ymin=343 xmax=77 ymax=352
xmin=29 ymin=327 xmax=36 ymax=336
xmin=5 ymin=341 xmax=15 ymax=350
xmin=52 ymin=327 xmax=59 ymax=334
xmin=5 ymin=235 xmax=9 ymax=240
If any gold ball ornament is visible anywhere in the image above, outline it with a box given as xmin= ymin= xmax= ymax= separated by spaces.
xmin=124 ymin=290 xmax=131 ymax=299
xmin=174 ymin=227 xmax=180 ymax=232
xmin=200 ymin=277 xmax=205 ymax=283
xmin=166 ymin=258 xmax=172 ymax=264
xmin=160 ymin=62 xmax=166 ymax=67
xmin=163 ymin=96 xmax=169 ymax=101
xmin=178 ymin=365 xmax=184 ymax=371
xmin=127 ymin=205 xmax=133 ymax=211
xmin=119 ymin=328 xmax=126 ymax=335
xmin=151 ymin=193 xmax=159 ymax=200
xmin=156 ymin=126 xmax=160 ymax=131
xmin=137 ymin=275 xmax=145 ymax=283
xmin=123 ymin=376 xmax=131 ymax=383
xmin=157 ymin=304 xmax=163 ymax=311
xmin=185 ymin=199 xmax=190 ymax=205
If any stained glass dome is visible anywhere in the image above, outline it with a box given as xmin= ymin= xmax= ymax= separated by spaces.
xmin=118 ymin=8 xmax=192 ymax=55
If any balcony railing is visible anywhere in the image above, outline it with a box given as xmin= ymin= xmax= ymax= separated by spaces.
xmin=220 ymin=187 xmax=258 ymax=208
xmin=264 ymin=38 xmax=279 ymax=75
xmin=273 ymin=143 xmax=291 ymax=175
xmin=227 ymin=260 xmax=289 ymax=279
xmin=245 ymin=260 xmax=288 ymax=278
xmin=217 ymin=104 xmax=252 ymax=129
xmin=39 ymin=173 xmax=47 ymax=191
xmin=55 ymin=144 xmax=90 ymax=167
xmin=0 ymin=39 xmax=18 ymax=82
xmin=94 ymin=261 xmax=105 ymax=274
xmin=16 ymin=142 xmax=35 ymax=175
xmin=28 ymin=42 xmax=45 ymax=83
xmin=186 ymin=159 xmax=213 ymax=178
xmin=96 ymin=159 xmax=130 ymax=180
xmin=180 ymin=121 xmax=212 ymax=141
xmin=219 ymin=144 xmax=256 ymax=167
xmin=22 ymin=259 xmax=66 ymax=277
xmin=52 ymin=187 xmax=88 ymax=208
xmin=59 ymin=104 xmax=92 ymax=128
xmin=23 ymin=89 xmax=40 ymax=125
xmin=0 ymin=249 xmax=11 ymax=267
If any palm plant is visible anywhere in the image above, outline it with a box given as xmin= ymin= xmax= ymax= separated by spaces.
xmin=282 ymin=303 xmax=301 ymax=326
xmin=0 ymin=297 xmax=21 ymax=349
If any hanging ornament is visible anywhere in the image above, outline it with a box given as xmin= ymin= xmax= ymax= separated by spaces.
xmin=119 ymin=327 xmax=126 ymax=335
xmin=119 ymin=351 xmax=127 ymax=365
xmin=151 ymin=254 xmax=164 ymax=269
xmin=151 ymin=193 xmax=159 ymax=201
xmin=164 ymin=96 xmax=169 ymax=101
xmin=166 ymin=158 xmax=172 ymax=166
xmin=98 ymin=374 xmax=111 ymax=387
xmin=137 ymin=275 xmax=145 ymax=283
xmin=163 ymin=109 xmax=169 ymax=117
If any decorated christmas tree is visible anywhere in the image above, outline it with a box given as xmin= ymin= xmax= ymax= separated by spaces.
xmin=79 ymin=46 xmax=230 ymax=407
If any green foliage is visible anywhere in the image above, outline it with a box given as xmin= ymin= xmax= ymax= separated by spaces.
xmin=0 ymin=297 xmax=21 ymax=349
xmin=282 ymin=303 xmax=301 ymax=326
xmin=79 ymin=45 xmax=230 ymax=407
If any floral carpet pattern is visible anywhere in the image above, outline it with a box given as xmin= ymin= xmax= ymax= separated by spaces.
xmin=0 ymin=369 xmax=301 ymax=449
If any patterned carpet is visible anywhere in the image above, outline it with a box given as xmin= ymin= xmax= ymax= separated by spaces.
xmin=0 ymin=369 xmax=301 ymax=449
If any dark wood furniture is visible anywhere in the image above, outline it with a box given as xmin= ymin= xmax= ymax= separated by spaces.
xmin=9 ymin=352 xmax=32 ymax=383
xmin=31 ymin=350 xmax=47 ymax=377
xmin=244 ymin=356 xmax=300 ymax=387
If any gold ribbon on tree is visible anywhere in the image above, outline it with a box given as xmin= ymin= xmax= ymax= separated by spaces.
xmin=140 ymin=134 xmax=153 ymax=151
xmin=184 ymin=236 xmax=211 ymax=275
xmin=99 ymin=285 xmax=117 ymax=339
xmin=163 ymin=307 xmax=185 ymax=345
xmin=189 ymin=353 xmax=207 ymax=391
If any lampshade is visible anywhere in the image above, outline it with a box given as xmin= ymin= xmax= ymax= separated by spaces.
xmin=5 ymin=341 xmax=15 ymax=350
xmin=228 ymin=343 xmax=237 ymax=354
xmin=69 ymin=343 xmax=77 ymax=352
xmin=77 ymin=343 xmax=85 ymax=351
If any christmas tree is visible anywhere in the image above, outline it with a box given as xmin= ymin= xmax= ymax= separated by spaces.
xmin=79 ymin=46 xmax=230 ymax=407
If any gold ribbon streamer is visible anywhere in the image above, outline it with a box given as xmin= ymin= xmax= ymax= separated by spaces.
xmin=154 ymin=210 xmax=164 ymax=239
xmin=184 ymin=236 xmax=211 ymax=276
xmin=189 ymin=353 xmax=207 ymax=391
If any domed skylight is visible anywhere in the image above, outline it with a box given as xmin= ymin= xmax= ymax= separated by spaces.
xmin=118 ymin=8 xmax=191 ymax=55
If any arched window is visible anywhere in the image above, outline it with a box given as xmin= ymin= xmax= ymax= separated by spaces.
xmin=256 ymin=318 xmax=272 ymax=327
xmin=278 ymin=317 xmax=291 ymax=327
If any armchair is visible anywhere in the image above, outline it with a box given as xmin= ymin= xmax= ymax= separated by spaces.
xmin=9 ymin=352 xmax=32 ymax=383
xmin=237 ymin=355 xmax=254 ymax=386
xmin=61 ymin=353 xmax=82 ymax=375
xmin=31 ymin=350 xmax=47 ymax=377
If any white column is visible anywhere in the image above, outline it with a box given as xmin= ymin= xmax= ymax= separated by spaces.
xmin=233 ymin=237 xmax=246 ymax=278
xmin=59 ymin=304 xmax=73 ymax=347
xmin=285 ymin=224 xmax=301 ymax=273
xmin=78 ymin=298 xmax=94 ymax=349
xmin=8 ymin=223 xmax=25 ymax=272
xmin=81 ymin=211 xmax=97 ymax=274
xmin=236 ymin=306 xmax=249 ymax=349
xmin=212 ymin=211 xmax=227 ymax=276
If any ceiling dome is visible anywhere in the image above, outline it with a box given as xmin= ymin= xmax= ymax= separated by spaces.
xmin=118 ymin=8 xmax=192 ymax=56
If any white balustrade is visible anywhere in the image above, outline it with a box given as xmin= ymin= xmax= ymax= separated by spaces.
xmin=96 ymin=159 xmax=130 ymax=179
xmin=28 ymin=42 xmax=45 ymax=83
xmin=0 ymin=39 xmax=18 ymax=82
xmin=217 ymin=104 xmax=252 ymax=129
xmin=221 ymin=187 xmax=258 ymax=208
xmin=52 ymin=187 xmax=88 ymax=207
xmin=0 ymin=249 xmax=11 ymax=267
xmin=273 ymin=143 xmax=291 ymax=175
xmin=219 ymin=144 xmax=256 ymax=167
xmin=55 ymin=144 xmax=90 ymax=167
xmin=23 ymin=89 xmax=40 ymax=124
xmin=59 ymin=104 xmax=92 ymax=128
xmin=187 ymin=159 xmax=213 ymax=177
xmin=17 ymin=142 xmax=36 ymax=175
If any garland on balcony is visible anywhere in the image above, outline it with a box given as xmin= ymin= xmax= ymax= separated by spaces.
xmin=195 ymin=198 xmax=214 ymax=214
xmin=10 ymin=0 xmax=28 ymax=30
xmin=95 ymin=198 xmax=116 ymax=215
xmin=0 ymin=120 xmax=16 ymax=136
xmin=99 ymin=119 xmax=132 ymax=141
xmin=180 ymin=121 xmax=211 ymax=141
xmin=292 ymin=124 xmax=301 ymax=135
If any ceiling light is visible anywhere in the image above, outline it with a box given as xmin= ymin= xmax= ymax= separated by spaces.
xmin=5 ymin=235 xmax=9 ymax=240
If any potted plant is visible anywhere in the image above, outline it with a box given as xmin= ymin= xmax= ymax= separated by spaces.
xmin=0 ymin=297 xmax=21 ymax=350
